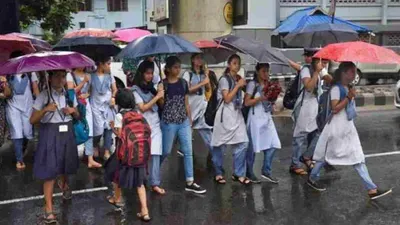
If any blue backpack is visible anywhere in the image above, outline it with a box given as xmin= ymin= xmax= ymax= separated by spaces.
xmin=66 ymin=89 xmax=90 ymax=145
xmin=316 ymin=84 xmax=347 ymax=132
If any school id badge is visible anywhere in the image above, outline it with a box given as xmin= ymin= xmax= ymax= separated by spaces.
xmin=59 ymin=125 xmax=68 ymax=133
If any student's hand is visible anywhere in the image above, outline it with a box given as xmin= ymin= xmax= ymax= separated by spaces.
xmin=62 ymin=107 xmax=75 ymax=115
xmin=109 ymin=121 xmax=115 ymax=129
xmin=237 ymin=78 xmax=247 ymax=88
xmin=110 ymin=98 xmax=116 ymax=106
xmin=202 ymin=74 xmax=210 ymax=85
xmin=158 ymin=83 xmax=164 ymax=91
xmin=44 ymin=103 xmax=58 ymax=112
xmin=348 ymin=88 xmax=356 ymax=99
xmin=156 ymin=90 xmax=165 ymax=99
xmin=83 ymin=75 xmax=90 ymax=83
xmin=0 ymin=76 xmax=6 ymax=83
xmin=79 ymin=93 xmax=89 ymax=99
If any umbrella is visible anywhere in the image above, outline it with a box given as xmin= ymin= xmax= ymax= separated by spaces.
xmin=53 ymin=36 xmax=121 ymax=59
xmin=0 ymin=35 xmax=36 ymax=62
xmin=64 ymin=28 xmax=117 ymax=39
xmin=0 ymin=51 xmax=95 ymax=75
xmin=283 ymin=23 xmax=359 ymax=48
xmin=117 ymin=34 xmax=201 ymax=60
xmin=214 ymin=34 xmax=289 ymax=65
xmin=6 ymin=33 xmax=52 ymax=51
xmin=180 ymin=40 xmax=234 ymax=65
xmin=113 ymin=28 xmax=152 ymax=43
xmin=313 ymin=41 xmax=400 ymax=64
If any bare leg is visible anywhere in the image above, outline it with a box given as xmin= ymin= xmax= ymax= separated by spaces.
xmin=44 ymin=180 xmax=56 ymax=219
xmin=137 ymin=185 xmax=150 ymax=220
xmin=88 ymin=156 xmax=102 ymax=168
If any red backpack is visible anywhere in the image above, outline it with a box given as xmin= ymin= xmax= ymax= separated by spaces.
xmin=116 ymin=110 xmax=151 ymax=168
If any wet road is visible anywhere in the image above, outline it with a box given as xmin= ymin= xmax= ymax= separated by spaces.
xmin=1 ymin=109 xmax=400 ymax=225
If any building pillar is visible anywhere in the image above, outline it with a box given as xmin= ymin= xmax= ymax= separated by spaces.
xmin=321 ymin=0 xmax=329 ymax=11
xmin=171 ymin=0 xmax=233 ymax=41
xmin=381 ymin=0 xmax=388 ymax=25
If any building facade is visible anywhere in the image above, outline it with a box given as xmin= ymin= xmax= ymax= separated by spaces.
xmin=28 ymin=0 xmax=148 ymax=36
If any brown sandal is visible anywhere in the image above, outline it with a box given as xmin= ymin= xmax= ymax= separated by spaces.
xmin=137 ymin=212 xmax=151 ymax=222
xmin=289 ymin=167 xmax=308 ymax=175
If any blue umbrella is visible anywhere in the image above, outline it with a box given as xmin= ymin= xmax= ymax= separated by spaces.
xmin=117 ymin=34 xmax=201 ymax=59
xmin=283 ymin=23 xmax=359 ymax=48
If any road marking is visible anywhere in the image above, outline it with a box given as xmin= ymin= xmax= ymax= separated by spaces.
xmin=365 ymin=151 xmax=400 ymax=158
xmin=0 ymin=186 xmax=108 ymax=205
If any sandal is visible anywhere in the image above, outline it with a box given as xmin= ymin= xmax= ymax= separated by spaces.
xmin=231 ymin=174 xmax=251 ymax=185
xmin=57 ymin=179 xmax=72 ymax=200
xmin=214 ymin=176 xmax=226 ymax=184
xmin=43 ymin=211 xmax=58 ymax=224
xmin=300 ymin=156 xmax=314 ymax=172
xmin=289 ymin=167 xmax=308 ymax=176
xmin=151 ymin=186 xmax=166 ymax=195
xmin=137 ymin=212 xmax=151 ymax=222
xmin=16 ymin=162 xmax=26 ymax=170
xmin=106 ymin=196 xmax=124 ymax=211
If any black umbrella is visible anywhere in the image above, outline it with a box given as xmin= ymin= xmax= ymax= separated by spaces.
xmin=213 ymin=34 xmax=289 ymax=65
xmin=53 ymin=36 xmax=121 ymax=59
xmin=283 ymin=23 xmax=359 ymax=48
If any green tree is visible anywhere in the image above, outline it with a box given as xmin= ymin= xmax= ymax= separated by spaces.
xmin=20 ymin=0 xmax=80 ymax=42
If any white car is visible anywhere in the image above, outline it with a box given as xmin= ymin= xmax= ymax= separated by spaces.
xmin=111 ymin=62 xmax=127 ymax=89
xmin=394 ymin=80 xmax=400 ymax=109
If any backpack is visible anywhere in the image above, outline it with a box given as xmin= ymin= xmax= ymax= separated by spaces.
xmin=65 ymin=89 xmax=90 ymax=145
xmin=116 ymin=110 xmax=151 ymax=168
xmin=241 ymin=81 xmax=258 ymax=123
xmin=316 ymin=84 xmax=347 ymax=132
xmin=283 ymin=65 xmax=311 ymax=109
xmin=204 ymin=74 xmax=233 ymax=127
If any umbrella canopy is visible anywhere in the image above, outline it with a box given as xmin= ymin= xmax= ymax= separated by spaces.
xmin=273 ymin=6 xmax=371 ymax=35
xmin=6 ymin=33 xmax=52 ymax=51
xmin=117 ymin=34 xmax=201 ymax=59
xmin=113 ymin=28 xmax=152 ymax=43
xmin=0 ymin=35 xmax=36 ymax=62
xmin=313 ymin=41 xmax=400 ymax=64
xmin=180 ymin=40 xmax=234 ymax=65
xmin=53 ymin=36 xmax=121 ymax=59
xmin=214 ymin=34 xmax=289 ymax=65
xmin=283 ymin=23 xmax=359 ymax=48
xmin=64 ymin=28 xmax=117 ymax=39
xmin=0 ymin=51 xmax=95 ymax=75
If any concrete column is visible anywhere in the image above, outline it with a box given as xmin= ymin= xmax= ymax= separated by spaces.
xmin=381 ymin=0 xmax=388 ymax=25
xmin=321 ymin=0 xmax=329 ymax=11
xmin=171 ymin=0 xmax=233 ymax=41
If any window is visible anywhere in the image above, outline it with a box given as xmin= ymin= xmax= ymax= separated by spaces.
xmin=79 ymin=22 xmax=86 ymax=29
xmin=115 ymin=22 xmax=122 ymax=28
xmin=108 ymin=0 xmax=128 ymax=12
xmin=78 ymin=0 xmax=93 ymax=11
xmin=280 ymin=0 xmax=317 ymax=3
xmin=233 ymin=0 xmax=248 ymax=26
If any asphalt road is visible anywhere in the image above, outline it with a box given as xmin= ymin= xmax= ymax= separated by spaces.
xmin=1 ymin=109 xmax=400 ymax=225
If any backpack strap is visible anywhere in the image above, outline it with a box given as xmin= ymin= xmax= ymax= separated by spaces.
xmin=248 ymin=81 xmax=259 ymax=116
xmin=336 ymin=84 xmax=348 ymax=101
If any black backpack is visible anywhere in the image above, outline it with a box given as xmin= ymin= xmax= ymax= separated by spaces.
xmin=241 ymin=81 xmax=258 ymax=123
xmin=204 ymin=74 xmax=233 ymax=127
xmin=283 ymin=65 xmax=311 ymax=109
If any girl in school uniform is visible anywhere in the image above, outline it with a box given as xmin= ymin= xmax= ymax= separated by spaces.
xmin=308 ymin=62 xmax=392 ymax=200
xmin=105 ymin=89 xmax=151 ymax=222
xmin=132 ymin=60 xmax=165 ymax=195
xmin=6 ymin=51 xmax=40 ymax=170
xmin=182 ymin=53 xmax=213 ymax=160
xmin=211 ymin=54 xmax=250 ymax=185
xmin=67 ymin=68 xmax=102 ymax=168
xmin=160 ymin=56 xmax=206 ymax=194
xmin=245 ymin=63 xmax=282 ymax=184
xmin=30 ymin=70 xmax=80 ymax=224
xmin=90 ymin=57 xmax=118 ymax=160
xmin=0 ymin=76 xmax=11 ymax=148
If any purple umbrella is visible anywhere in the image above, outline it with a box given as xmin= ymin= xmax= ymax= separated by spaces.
xmin=6 ymin=33 xmax=53 ymax=51
xmin=0 ymin=51 xmax=95 ymax=75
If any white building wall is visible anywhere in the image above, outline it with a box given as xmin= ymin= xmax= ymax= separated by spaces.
xmin=234 ymin=0 xmax=277 ymax=29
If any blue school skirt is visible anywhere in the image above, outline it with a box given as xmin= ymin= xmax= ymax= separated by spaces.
xmin=33 ymin=122 xmax=79 ymax=180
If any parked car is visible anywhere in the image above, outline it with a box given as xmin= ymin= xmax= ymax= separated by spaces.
xmin=394 ymin=80 xmax=400 ymax=109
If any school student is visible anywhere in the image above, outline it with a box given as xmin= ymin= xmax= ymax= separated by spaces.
xmin=290 ymin=57 xmax=330 ymax=175
xmin=132 ymin=60 xmax=166 ymax=195
xmin=0 ymin=76 xmax=11 ymax=149
xmin=182 ymin=53 xmax=213 ymax=159
xmin=211 ymin=54 xmax=250 ymax=185
xmin=105 ymin=89 xmax=151 ymax=222
xmin=6 ymin=51 xmax=40 ymax=170
xmin=245 ymin=63 xmax=281 ymax=184
xmin=30 ymin=70 xmax=80 ymax=224
xmin=160 ymin=56 xmax=206 ymax=194
xmin=308 ymin=62 xmax=392 ymax=200
xmin=67 ymin=68 xmax=102 ymax=168
xmin=90 ymin=57 xmax=118 ymax=160
xmin=138 ymin=56 xmax=162 ymax=88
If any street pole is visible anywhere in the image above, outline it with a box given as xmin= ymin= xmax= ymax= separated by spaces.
xmin=329 ymin=0 xmax=337 ymax=23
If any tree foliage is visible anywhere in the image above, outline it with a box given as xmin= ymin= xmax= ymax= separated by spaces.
xmin=20 ymin=0 xmax=80 ymax=39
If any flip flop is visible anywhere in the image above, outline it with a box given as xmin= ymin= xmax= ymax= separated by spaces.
xmin=214 ymin=176 xmax=226 ymax=184
xmin=151 ymin=186 xmax=166 ymax=195
xmin=137 ymin=212 xmax=151 ymax=222
xmin=43 ymin=211 xmax=58 ymax=224
xmin=231 ymin=174 xmax=251 ymax=185
xmin=106 ymin=196 xmax=124 ymax=211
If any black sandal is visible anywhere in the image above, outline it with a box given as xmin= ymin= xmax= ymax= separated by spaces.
xmin=231 ymin=174 xmax=251 ymax=185
xmin=214 ymin=176 xmax=226 ymax=184
xmin=43 ymin=212 xmax=58 ymax=224
xmin=137 ymin=212 xmax=151 ymax=222
xmin=57 ymin=179 xmax=72 ymax=200
xmin=106 ymin=196 xmax=124 ymax=211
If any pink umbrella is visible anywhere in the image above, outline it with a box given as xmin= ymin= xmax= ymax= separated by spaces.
xmin=64 ymin=28 xmax=117 ymax=39
xmin=113 ymin=28 xmax=152 ymax=43
xmin=0 ymin=35 xmax=36 ymax=62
